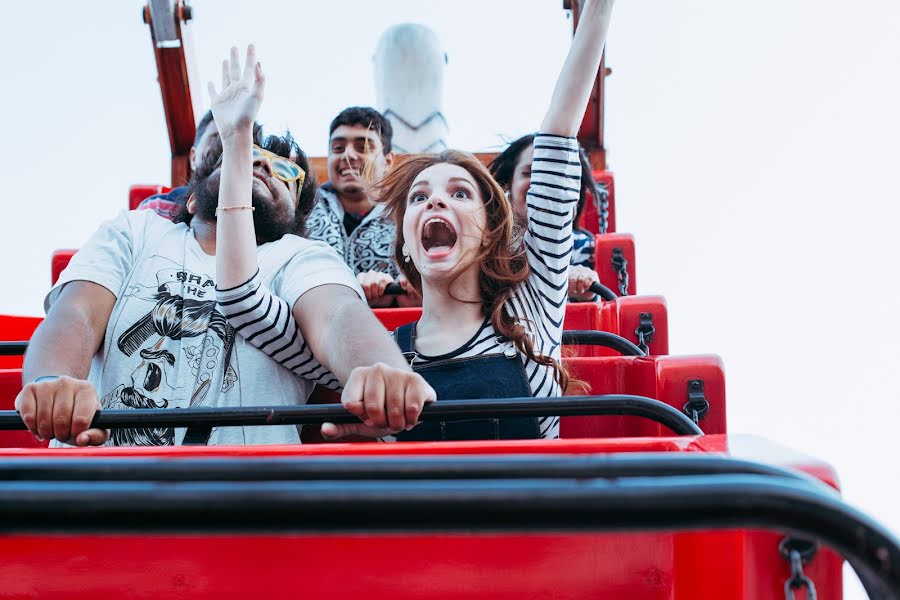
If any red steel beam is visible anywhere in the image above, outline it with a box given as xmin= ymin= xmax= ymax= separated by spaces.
xmin=143 ymin=0 xmax=200 ymax=187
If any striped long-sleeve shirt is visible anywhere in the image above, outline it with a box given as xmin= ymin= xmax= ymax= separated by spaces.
xmin=215 ymin=134 xmax=579 ymax=439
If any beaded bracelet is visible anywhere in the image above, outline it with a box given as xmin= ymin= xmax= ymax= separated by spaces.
xmin=215 ymin=205 xmax=256 ymax=216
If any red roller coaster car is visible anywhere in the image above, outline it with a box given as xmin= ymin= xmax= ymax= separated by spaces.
xmin=0 ymin=1 xmax=896 ymax=598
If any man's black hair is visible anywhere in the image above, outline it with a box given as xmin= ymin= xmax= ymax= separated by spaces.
xmin=194 ymin=110 xmax=216 ymax=147
xmin=489 ymin=133 xmax=602 ymax=234
xmin=329 ymin=106 xmax=393 ymax=155
xmin=175 ymin=127 xmax=319 ymax=237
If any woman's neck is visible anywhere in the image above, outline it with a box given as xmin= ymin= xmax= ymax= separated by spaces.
xmin=416 ymin=268 xmax=485 ymax=356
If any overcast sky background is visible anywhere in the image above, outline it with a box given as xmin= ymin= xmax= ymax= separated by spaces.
xmin=1 ymin=2 xmax=898 ymax=595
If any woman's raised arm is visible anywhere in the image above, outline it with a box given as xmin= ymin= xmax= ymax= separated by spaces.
xmin=209 ymin=44 xmax=265 ymax=290
xmin=540 ymin=0 xmax=616 ymax=137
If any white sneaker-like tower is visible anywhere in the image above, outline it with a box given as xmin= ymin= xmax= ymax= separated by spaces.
xmin=374 ymin=24 xmax=449 ymax=154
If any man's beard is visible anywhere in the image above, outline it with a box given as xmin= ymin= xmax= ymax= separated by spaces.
xmin=194 ymin=172 xmax=303 ymax=243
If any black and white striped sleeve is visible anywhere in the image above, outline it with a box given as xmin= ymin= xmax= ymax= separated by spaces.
xmin=520 ymin=134 xmax=581 ymax=352
xmin=216 ymin=270 xmax=342 ymax=391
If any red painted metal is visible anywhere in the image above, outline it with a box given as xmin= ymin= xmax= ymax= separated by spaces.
xmin=595 ymin=232 xmax=637 ymax=296
xmin=0 ymin=316 xmax=40 ymax=370
xmin=599 ymin=294 xmax=669 ymax=356
xmin=129 ymin=184 xmax=170 ymax=210
xmin=0 ymin=369 xmax=46 ymax=448
xmin=562 ymin=354 xmax=725 ymax=437
xmin=144 ymin=0 xmax=200 ymax=187
xmin=0 ymin=436 xmax=842 ymax=599
xmin=50 ymin=249 xmax=77 ymax=285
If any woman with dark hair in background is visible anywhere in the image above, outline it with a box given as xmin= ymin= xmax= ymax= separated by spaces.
xmin=489 ymin=134 xmax=603 ymax=301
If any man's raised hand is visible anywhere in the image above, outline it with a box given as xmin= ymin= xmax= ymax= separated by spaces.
xmin=207 ymin=45 xmax=265 ymax=141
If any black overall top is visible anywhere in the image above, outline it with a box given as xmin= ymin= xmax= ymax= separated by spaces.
xmin=393 ymin=320 xmax=540 ymax=441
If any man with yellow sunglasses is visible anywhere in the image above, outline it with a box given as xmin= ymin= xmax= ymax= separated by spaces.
xmin=17 ymin=46 xmax=434 ymax=447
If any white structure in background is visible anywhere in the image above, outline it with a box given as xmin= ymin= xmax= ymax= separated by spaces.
xmin=374 ymin=23 xmax=449 ymax=154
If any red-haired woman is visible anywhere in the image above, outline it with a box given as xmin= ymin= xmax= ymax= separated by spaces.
xmin=215 ymin=0 xmax=617 ymax=441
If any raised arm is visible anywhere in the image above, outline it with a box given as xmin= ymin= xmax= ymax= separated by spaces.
xmin=209 ymin=45 xmax=265 ymax=290
xmin=540 ymin=0 xmax=615 ymax=136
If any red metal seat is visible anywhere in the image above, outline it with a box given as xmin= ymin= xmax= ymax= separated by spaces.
xmin=0 ymin=436 xmax=842 ymax=600
xmin=562 ymin=354 xmax=726 ymax=438
xmin=595 ymin=232 xmax=637 ymax=296
xmin=0 ymin=369 xmax=48 ymax=448
xmin=128 ymin=184 xmax=170 ymax=210
xmin=0 ymin=315 xmax=41 ymax=370
xmin=51 ymin=249 xmax=78 ymax=285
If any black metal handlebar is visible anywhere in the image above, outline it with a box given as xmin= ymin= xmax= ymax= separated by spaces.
xmin=0 ymin=342 xmax=27 ymax=356
xmin=0 ymin=395 xmax=702 ymax=436
xmin=561 ymin=330 xmax=645 ymax=355
xmin=1 ymin=331 xmax=645 ymax=358
xmin=589 ymin=281 xmax=617 ymax=301
xmin=0 ymin=467 xmax=894 ymax=596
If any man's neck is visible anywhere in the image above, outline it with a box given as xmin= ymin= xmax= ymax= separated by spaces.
xmin=191 ymin=218 xmax=217 ymax=256
xmin=337 ymin=191 xmax=375 ymax=216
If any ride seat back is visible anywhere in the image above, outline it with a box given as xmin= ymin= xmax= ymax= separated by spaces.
xmin=51 ymin=249 xmax=78 ymax=285
xmin=129 ymin=184 xmax=170 ymax=210
xmin=595 ymin=233 xmax=637 ymax=297
xmin=0 ymin=369 xmax=49 ymax=448
xmin=0 ymin=315 xmax=41 ymax=369
xmin=598 ymin=295 xmax=669 ymax=356
xmin=561 ymin=354 xmax=726 ymax=438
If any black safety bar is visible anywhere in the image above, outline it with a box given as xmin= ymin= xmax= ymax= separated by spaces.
xmin=0 ymin=341 xmax=27 ymax=356
xmin=0 ymin=473 xmax=895 ymax=596
xmin=1 ymin=332 xmax=646 ymax=358
xmin=561 ymin=330 xmax=645 ymax=355
xmin=384 ymin=282 xmax=405 ymax=295
xmin=0 ymin=454 xmax=825 ymax=486
xmin=0 ymin=395 xmax=702 ymax=436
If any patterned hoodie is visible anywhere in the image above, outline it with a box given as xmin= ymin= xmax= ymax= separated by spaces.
xmin=305 ymin=183 xmax=400 ymax=278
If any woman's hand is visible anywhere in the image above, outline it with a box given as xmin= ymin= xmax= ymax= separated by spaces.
xmin=207 ymin=45 xmax=265 ymax=143
xmin=568 ymin=265 xmax=600 ymax=301
xmin=320 ymin=363 xmax=436 ymax=440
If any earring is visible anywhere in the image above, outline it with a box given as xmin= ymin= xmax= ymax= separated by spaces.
xmin=402 ymin=247 xmax=411 ymax=263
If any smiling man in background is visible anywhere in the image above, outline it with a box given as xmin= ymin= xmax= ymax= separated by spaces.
xmin=306 ymin=107 xmax=416 ymax=307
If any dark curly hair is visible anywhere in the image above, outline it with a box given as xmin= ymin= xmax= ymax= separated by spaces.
xmin=174 ymin=127 xmax=318 ymax=236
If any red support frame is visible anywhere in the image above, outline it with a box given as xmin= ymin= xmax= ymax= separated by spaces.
xmin=143 ymin=0 xmax=200 ymax=187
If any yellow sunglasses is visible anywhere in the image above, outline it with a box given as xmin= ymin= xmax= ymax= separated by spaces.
xmin=252 ymin=145 xmax=306 ymax=187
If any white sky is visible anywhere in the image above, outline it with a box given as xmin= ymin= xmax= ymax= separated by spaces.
xmin=1 ymin=1 xmax=899 ymax=595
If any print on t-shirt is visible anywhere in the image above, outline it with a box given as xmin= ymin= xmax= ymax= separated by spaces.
xmin=102 ymin=260 xmax=236 ymax=446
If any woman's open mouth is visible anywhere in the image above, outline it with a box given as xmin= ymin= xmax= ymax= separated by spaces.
xmin=421 ymin=216 xmax=458 ymax=258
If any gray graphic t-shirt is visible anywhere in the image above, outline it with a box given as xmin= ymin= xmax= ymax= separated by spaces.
xmin=47 ymin=210 xmax=362 ymax=446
